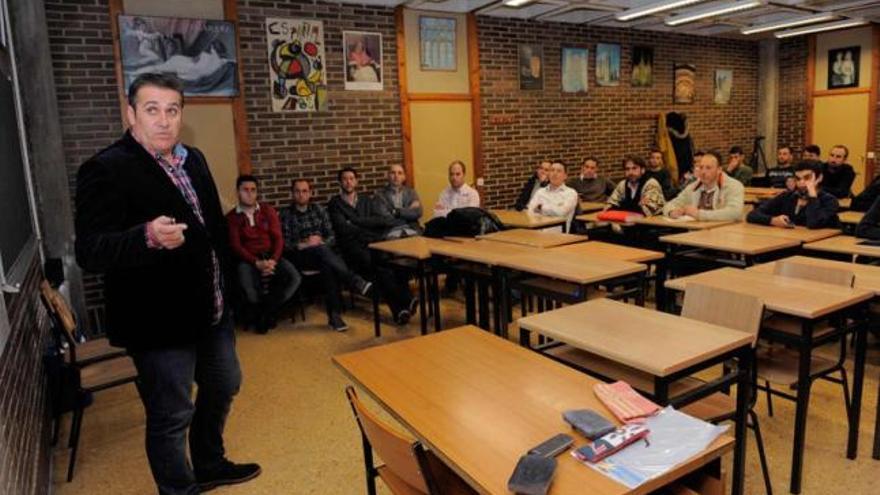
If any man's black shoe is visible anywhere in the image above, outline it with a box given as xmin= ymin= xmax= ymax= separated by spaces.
xmin=329 ymin=313 xmax=349 ymax=332
xmin=196 ymin=460 xmax=262 ymax=492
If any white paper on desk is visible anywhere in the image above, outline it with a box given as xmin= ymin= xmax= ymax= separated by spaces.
xmin=579 ymin=407 xmax=728 ymax=489
xmin=665 ymin=215 xmax=697 ymax=222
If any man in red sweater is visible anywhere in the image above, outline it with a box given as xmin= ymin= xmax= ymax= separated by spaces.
xmin=227 ymin=175 xmax=301 ymax=333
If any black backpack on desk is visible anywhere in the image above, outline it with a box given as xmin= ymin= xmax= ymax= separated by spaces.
xmin=424 ymin=207 xmax=504 ymax=238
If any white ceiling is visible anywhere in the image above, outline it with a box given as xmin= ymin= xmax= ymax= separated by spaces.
xmin=335 ymin=0 xmax=880 ymax=38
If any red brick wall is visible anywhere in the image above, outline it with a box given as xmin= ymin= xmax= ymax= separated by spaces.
xmin=477 ymin=17 xmax=760 ymax=209
xmin=777 ymin=37 xmax=808 ymax=154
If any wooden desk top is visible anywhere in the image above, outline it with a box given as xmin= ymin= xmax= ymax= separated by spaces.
xmin=333 ymin=326 xmax=733 ymax=495
xmin=744 ymin=187 xmax=784 ymax=198
xmin=803 ymin=235 xmax=880 ymax=258
xmin=576 ymin=212 xmax=604 ymax=223
xmin=498 ymin=252 xmax=646 ymax=285
xmin=428 ymin=239 xmax=538 ymax=265
xmin=489 ymin=209 xmax=566 ymax=229
xmin=369 ymin=236 xmax=439 ymax=260
xmin=550 ymin=241 xmax=664 ymax=263
xmin=714 ymin=223 xmax=841 ymax=243
xmin=664 ymin=267 xmax=873 ymax=319
xmin=839 ymin=211 xmax=863 ymax=225
xmin=580 ymin=201 xmax=606 ymax=213
xmin=634 ymin=216 xmax=736 ymax=231
xmin=839 ymin=197 xmax=852 ymax=209
xmin=478 ymin=228 xmax=587 ymax=248
xmin=660 ymin=229 xmax=801 ymax=255
xmin=518 ymin=299 xmax=753 ymax=377
xmin=748 ymin=255 xmax=880 ymax=296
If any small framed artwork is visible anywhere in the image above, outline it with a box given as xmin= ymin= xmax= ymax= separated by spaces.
xmin=828 ymin=46 xmax=860 ymax=89
xmin=419 ymin=16 xmax=456 ymax=71
xmin=674 ymin=63 xmax=696 ymax=104
xmin=519 ymin=44 xmax=543 ymax=91
xmin=0 ymin=0 xmax=7 ymax=49
xmin=714 ymin=69 xmax=732 ymax=104
xmin=561 ymin=47 xmax=588 ymax=94
xmin=343 ymin=31 xmax=382 ymax=91
xmin=631 ymin=46 xmax=653 ymax=87
xmin=596 ymin=43 xmax=621 ymax=87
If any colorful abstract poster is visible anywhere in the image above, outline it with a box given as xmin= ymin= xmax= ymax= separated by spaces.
xmin=266 ymin=18 xmax=327 ymax=112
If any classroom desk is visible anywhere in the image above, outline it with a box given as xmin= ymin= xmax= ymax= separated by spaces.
xmin=517 ymin=299 xmax=753 ymax=495
xmin=477 ymin=228 xmax=587 ymax=248
xmin=803 ymin=234 xmax=880 ymax=259
xmin=333 ymin=326 xmax=735 ymax=495
xmin=660 ymin=229 xmax=801 ymax=276
xmin=713 ymin=222 xmax=841 ymax=243
xmin=665 ymin=267 xmax=873 ymax=493
xmin=489 ymin=209 xmax=566 ymax=229
xmin=837 ymin=211 xmax=863 ymax=234
xmin=580 ymin=201 xmax=606 ymax=212
xmin=634 ymin=216 xmax=736 ymax=231
xmin=744 ymin=186 xmax=784 ymax=198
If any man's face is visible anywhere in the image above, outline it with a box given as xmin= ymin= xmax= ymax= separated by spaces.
xmin=649 ymin=152 xmax=663 ymax=169
xmin=389 ymin=165 xmax=406 ymax=187
xmin=293 ymin=181 xmax=311 ymax=206
xmin=728 ymin=153 xmax=743 ymax=168
xmin=582 ymin=160 xmax=598 ymax=179
xmin=697 ymin=155 xmax=721 ymax=187
xmin=803 ymin=150 xmax=820 ymax=161
xmin=794 ymin=169 xmax=821 ymax=193
xmin=536 ymin=161 xmax=551 ymax=182
xmin=237 ymin=181 xmax=258 ymax=207
xmin=777 ymin=148 xmax=792 ymax=165
xmin=449 ymin=164 xmax=465 ymax=189
xmin=549 ymin=163 xmax=566 ymax=187
xmin=624 ymin=161 xmax=643 ymax=182
xmin=340 ymin=171 xmax=358 ymax=194
xmin=126 ymin=85 xmax=183 ymax=155
xmin=828 ymin=147 xmax=847 ymax=166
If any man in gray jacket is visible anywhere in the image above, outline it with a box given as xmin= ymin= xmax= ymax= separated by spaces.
xmin=374 ymin=164 xmax=423 ymax=238
xmin=663 ymin=150 xmax=745 ymax=222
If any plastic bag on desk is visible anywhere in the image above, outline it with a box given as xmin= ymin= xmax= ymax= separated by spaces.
xmin=580 ymin=407 xmax=728 ymax=488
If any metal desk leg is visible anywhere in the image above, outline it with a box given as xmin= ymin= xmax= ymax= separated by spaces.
xmin=874 ymin=377 xmax=880 ymax=459
xmin=498 ymin=268 xmax=510 ymax=339
xmin=731 ymin=346 xmax=752 ymax=495
xmin=478 ymin=280 xmax=490 ymax=330
xmin=655 ymin=260 xmax=667 ymax=311
xmin=372 ymin=286 xmax=380 ymax=338
xmin=417 ymin=260 xmax=428 ymax=336
xmin=519 ymin=327 xmax=531 ymax=347
xmin=790 ymin=320 xmax=814 ymax=494
xmin=431 ymin=264 xmax=441 ymax=331
xmin=465 ymin=275 xmax=476 ymax=325
xmin=654 ymin=377 xmax=669 ymax=405
xmin=847 ymin=307 xmax=868 ymax=459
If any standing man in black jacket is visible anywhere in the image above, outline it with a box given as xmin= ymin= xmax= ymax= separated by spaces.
xmin=75 ymin=74 xmax=259 ymax=494
xmin=747 ymin=160 xmax=839 ymax=229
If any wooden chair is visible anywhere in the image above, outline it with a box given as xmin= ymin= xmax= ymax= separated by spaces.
xmin=344 ymin=386 xmax=476 ymax=495
xmin=39 ymin=281 xmax=138 ymax=482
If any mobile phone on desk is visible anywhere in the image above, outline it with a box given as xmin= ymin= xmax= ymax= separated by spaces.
xmin=528 ymin=433 xmax=573 ymax=458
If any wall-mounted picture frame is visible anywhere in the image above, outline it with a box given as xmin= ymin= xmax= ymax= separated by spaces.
xmin=596 ymin=43 xmax=620 ymax=87
xmin=519 ymin=44 xmax=543 ymax=91
xmin=714 ymin=69 xmax=732 ymax=104
xmin=562 ymin=47 xmax=589 ymax=94
xmin=266 ymin=17 xmax=327 ymax=112
xmin=118 ymin=14 xmax=239 ymax=97
xmin=419 ymin=16 xmax=456 ymax=71
xmin=674 ymin=63 xmax=696 ymax=104
xmin=0 ymin=0 xmax=8 ymax=50
xmin=343 ymin=30 xmax=382 ymax=91
xmin=631 ymin=46 xmax=653 ymax=87
xmin=828 ymin=46 xmax=860 ymax=89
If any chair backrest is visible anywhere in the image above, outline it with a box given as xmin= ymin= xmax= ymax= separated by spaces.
xmin=772 ymin=260 xmax=855 ymax=287
xmin=345 ymin=386 xmax=432 ymax=494
xmin=39 ymin=280 xmax=78 ymax=347
xmin=681 ymin=282 xmax=764 ymax=346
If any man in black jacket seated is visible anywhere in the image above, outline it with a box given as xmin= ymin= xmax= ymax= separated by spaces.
xmin=513 ymin=160 xmax=550 ymax=210
xmin=852 ymin=174 xmax=880 ymax=211
xmin=327 ymin=168 xmax=416 ymax=324
xmin=747 ymin=160 xmax=839 ymax=229
xmin=823 ymin=144 xmax=856 ymax=199
xmin=75 ymin=73 xmax=260 ymax=494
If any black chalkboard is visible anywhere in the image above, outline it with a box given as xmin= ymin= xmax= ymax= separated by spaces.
xmin=0 ymin=71 xmax=34 ymax=276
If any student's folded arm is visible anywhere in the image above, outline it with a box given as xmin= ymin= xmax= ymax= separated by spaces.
xmin=398 ymin=191 xmax=423 ymax=221
xmin=804 ymin=196 xmax=839 ymax=229
xmin=746 ymin=194 xmax=782 ymax=225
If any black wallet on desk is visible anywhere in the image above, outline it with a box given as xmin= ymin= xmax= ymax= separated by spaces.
xmin=507 ymin=454 xmax=557 ymax=495
xmin=563 ymin=409 xmax=616 ymax=440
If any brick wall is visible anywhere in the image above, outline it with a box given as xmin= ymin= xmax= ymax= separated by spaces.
xmin=0 ymin=258 xmax=52 ymax=495
xmin=777 ymin=37 xmax=808 ymax=153
xmin=477 ymin=17 xmax=760 ymax=209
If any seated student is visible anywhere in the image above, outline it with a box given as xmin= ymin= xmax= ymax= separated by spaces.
xmin=433 ymin=160 xmax=480 ymax=218
xmin=679 ymin=150 xmax=703 ymax=187
xmin=855 ymin=196 xmax=880 ymax=239
xmin=725 ymin=145 xmax=754 ymax=186
xmin=373 ymin=164 xmax=423 ymax=238
xmin=527 ymin=161 xmax=579 ymax=229
xmin=663 ymin=150 xmax=745 ymax=222
xmin=327 ymin=168 xmax=416 ymax=325
xmin=646 ymin=147 xmax=676 ymax=199
xmin=803 ymin=144 xmax=821 ymax=161
xmin=767 ymin=146 xmax=796 ymax=190
xmin=605 ymin=156 xmax=665 ymax=216
xmin=280 ymin=179 xmax=373 ymax=332
xmin=227 ymin=175 xmax=301 ymax=333
xmin=567 ymin=156 xmax=615 ymax=202
xmin=747 ymin=160 xmax=839 ymax=229
xmin=852 ymin=174 xmax=880 ymax=211
xmin=514 ymin=160 xmax=550 ymax=210
xmin=823 ymin=144 xmax=855 ymax=199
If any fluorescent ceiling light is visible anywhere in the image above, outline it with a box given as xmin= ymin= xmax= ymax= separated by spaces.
xmin=741 ymin=12 xmax=836 ymax=35
xmin=665 ymin=0 xmax=763 ymax=26
xmin=503 ymin=0 xmax=533 ymax=7
xmin=615 ymin=0 xmax=705 ymax=22
xmin=775 ymin=18 xmax=868 ymax=38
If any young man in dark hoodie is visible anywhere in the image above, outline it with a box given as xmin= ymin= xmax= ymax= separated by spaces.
xmin=747 ymin=160 xmax=839 ymax=229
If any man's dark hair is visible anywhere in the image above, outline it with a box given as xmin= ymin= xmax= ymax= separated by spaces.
xmin=623 ymin=156 xmax=646 ymax=169
xmin=649 ymin=147 xmax=662 ymax=155
xmin=236 ymin=175 xmax=258 ymax=189
xmin=583 ymin=156 xmax=599 ymax=165
xmin=449 ymin=160 xmax=466 ymax=174
xmin=778 ymin=145 xmax=792 ymax=154
xmin=693 ymin=150 xmax=705 ymax=158
xmin=338 ymin=167 xmax=358 ymax=182
xmin=704 ymin=150 xmax=723 ymax=166
xmin=832 ymin=144 xmax=849 ymax=158
xmin=292 ymin=178 xmax=311 ymax=190
xmin=729 ymin=145 xmax=744 ymax=155
xmin=127 ymin=73 xmax=185 ymax=108
xmin=552 ymin=160 xmax=567 ymax=169
xmin=804 ymin=144 xmax=821 ymax=156
xmin=795 ymin=160 xmax=824 ymax=178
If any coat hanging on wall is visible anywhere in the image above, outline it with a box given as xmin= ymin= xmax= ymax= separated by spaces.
xmin=666 ymin=112 xmax=694 ymax=183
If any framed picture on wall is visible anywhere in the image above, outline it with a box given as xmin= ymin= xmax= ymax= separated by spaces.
xmin=343 ymin=31 xmax=382 ymax=91
xmin=828 ymin=46 xmax=860 ymax=89
xmin=0 ymin=0 xmax=7 ymax=49
xmin=596 ymin=43 xmax=620 ymax=86
xmin=118 ymin=15 xmax=239 ymax=97
xmin=519 ymin=44 xmax=543 ymax=90
xmin=419 ymin=16 xmax=456 ymax=71
xmin=561 ymin=47 xmax=588 ymax=94
xmin=631 ymin=46 xmax=653 ymax=87
xmin=673 ymin=63 xmax=696 ymax=104
xmin=714 ymin=69 xmax=732 ymax=104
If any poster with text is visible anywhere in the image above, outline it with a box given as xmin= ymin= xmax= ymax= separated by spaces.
xmin=266 ymin=17 xmax=327 ymax=112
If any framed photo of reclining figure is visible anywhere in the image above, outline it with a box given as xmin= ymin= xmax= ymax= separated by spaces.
xmin=343 ymin=31 xmax=383 ymax=91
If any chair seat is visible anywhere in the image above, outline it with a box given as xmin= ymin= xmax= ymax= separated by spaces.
xmin=377 ymin=465 xmax=425 ymax=495
xmin=762 ymin=314 xmax=837 ymax=339
xmin=756 ymin=347 xmax=839 ymax=386
xmin=680 ymin=392 xmax=735 ymax=422
xmin=67 ymin=338 xmax=126 ymax=366
xmin=545 ymin=345 xmax=704 ymax=398
xmin=79 ymin=356 xmax=138 ymax=392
